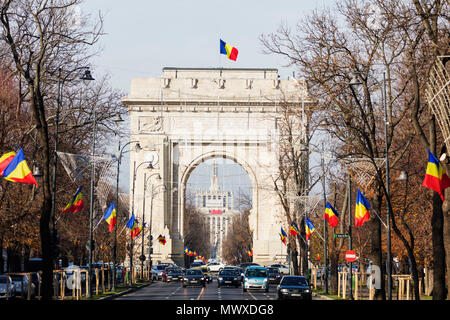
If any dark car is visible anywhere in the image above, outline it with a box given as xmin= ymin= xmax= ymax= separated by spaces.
xmin=163 ymin=267 xmax=183 ymax=282
xmin=276 ymin=276 xmax=312 ymax=300
xmin=182 ymin=269 xmax=206 ymax=287
xmin=267 ymin=267 xmax=282 ymax=284
xmin=223 ymin=266 xmax=244 ymax=282
xmin=217 ymin=269 xmax=241 ymax=288
xmin=239 ymin=262 xmax=260 ymax=271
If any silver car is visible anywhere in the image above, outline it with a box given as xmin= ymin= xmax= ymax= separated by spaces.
xmin=0 ymin=275 xmax=16 ymax=299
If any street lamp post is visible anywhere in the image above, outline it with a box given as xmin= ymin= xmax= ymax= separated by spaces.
xmin=350 ymin=71 xmax=392 ymax=299
xmin=112 ymin=114 xmax=142 ymax=291
xmin=141 ymin=172 xmax=162 ymax=279
xmin=130 ymin=160 xmax=154 ymax=285
xmin=50 ymin=67 xmax=94 ymax=271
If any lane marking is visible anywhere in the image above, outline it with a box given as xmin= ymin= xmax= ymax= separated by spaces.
xmin=197 ymin=287 xmax=205 ymax=300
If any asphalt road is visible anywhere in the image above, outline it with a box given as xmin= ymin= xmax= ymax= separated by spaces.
xmin=113 ymin=277 xmax=321 ymax=301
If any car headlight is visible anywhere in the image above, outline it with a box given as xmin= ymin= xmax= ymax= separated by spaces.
xmin=183 ymin=278 xmax=188 ymax=281
xmin=280 ymin=289 xmax=289 ymax=293
xmin=218 ymin=277 xmax=223 ymax=280
xmin=201 ymin=277 xmax=204 ymax=280
xmin=263 ymin=278 xmax=268 ymax=282
xmin=233 ymin=278 xmax=238 ymax=280
xmin=304 ymin=289 xmax=310 ymax=293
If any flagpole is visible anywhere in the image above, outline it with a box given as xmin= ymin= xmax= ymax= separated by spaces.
xmin=347 ymin=174 xmax=353 ymax=300
xmin=321 ymin=145 xmax=328 ymax=294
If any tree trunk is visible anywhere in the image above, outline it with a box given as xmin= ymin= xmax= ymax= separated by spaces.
xmin=431 ymin=192 xmax=446 ymax=300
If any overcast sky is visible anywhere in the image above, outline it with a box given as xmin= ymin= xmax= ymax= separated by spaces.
xmin=80 ymin=1 xmax=335 ymax=194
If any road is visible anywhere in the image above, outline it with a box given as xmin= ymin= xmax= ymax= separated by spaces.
xmin=113 ymin=277 xmax=322 ymax=301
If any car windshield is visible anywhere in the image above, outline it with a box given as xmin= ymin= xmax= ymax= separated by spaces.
xmin=155 ymin=265 xmax=166 ymax=270
xmin=10 ymin=276 xmax=24 ymax=281
xmin=0 ymin=277 xmax=8 ymax=283
xmin=186 ymin=270 xmax=202 ymax=276
xmin=267 ymin=268 xmax=279 ymax=273
xmin=219 ymin=269 xmax=238 ymax=276
xmin=191 ymin=263 xmax=203 ymax=268
xmin=246 ymin=269 xmax=267 ymax=277
xmin=167 ymin=268 xmax=181 ymax=273
xmin=281 ymin=277 xmax=308 ymax=286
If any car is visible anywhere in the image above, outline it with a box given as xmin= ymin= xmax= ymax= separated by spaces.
xmin=266 ymin=267 xmax=282 ymax=284
xmin=267 ymin=264 xmax=290 ymax=275
xmin=0 ymin=275 xmax=15 ymax=299
xmin=152 ymin=265 xmax=169 ymax=280
xmin=163 ymin=267 xmax=184 ymax=282
xmin=190 ymin=262 xmax=209 ymax=273
xmin=223 ymin=266 xmax=244 ymax=282
xmin=217 ymin=269 xmax=241 ymax=288
xmin=276 ymin=275 xmax=312 ymax=300
xmin=242 ymin=266 xmax=269 ymax=292
xmin=182 ymin=269 xmax=206 ymax=287
xmin=10 ymin=274 xmax=36 ymax=298
xmin=207 ymin=262 xmax=225 ymax=272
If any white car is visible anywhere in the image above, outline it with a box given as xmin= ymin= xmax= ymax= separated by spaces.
xmin=207 ymin=262 xmax=224 ymax=272
xmin=267 ymin=264 xmax=290 ymax=275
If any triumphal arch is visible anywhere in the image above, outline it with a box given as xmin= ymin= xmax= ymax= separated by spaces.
xmin=121 ymin=67 xmax=311 ymax=266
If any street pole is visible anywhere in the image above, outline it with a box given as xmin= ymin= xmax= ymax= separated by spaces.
xmin=112 ymin=139 xmax=120 ymax=291
xmin=348 ymin=175 xmax=353 ymax=300
xmin=50 ymin=67 xmax=62 ymax=270
xmin=321 ymin=148 xmax=328 ymax=294
xmin=140 ymin=173 xmax=147 ymax=280
xmin=383 ymin=72 xmax=392 ymax=300
xmin=88 ymin=106 xmax=96 ymax=298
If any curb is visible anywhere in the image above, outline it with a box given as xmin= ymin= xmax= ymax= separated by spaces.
xmin=99 ymin=282 xmax=152 ymax=300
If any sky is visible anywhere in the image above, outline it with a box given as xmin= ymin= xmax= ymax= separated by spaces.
xmin=79 ymin=0 xmax=336 ymax=194
xmin=81 ymin=0 xmax=335 ymax=93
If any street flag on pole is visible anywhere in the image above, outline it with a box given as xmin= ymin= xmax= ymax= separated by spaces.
xmin=157 ymin=234 xmax=166 ymax=245
xmin=305 ymin=217 xmax=315 ymax=240
xmin=355 ymin=189 xmax=371 ymax=227
xmin=103 ymin=203 xmax=116 ymax=232
xmin=422 ymin=149 xmax=450 ymax=200
xmin=324 ymin=202 xmax=339 ymax=228
xmin=131 ymin=223 xmax=146 ymax=239
xmin=0 ymin=151 xmax=16 ymax=176
xmin=220 ymin=39 xmax=238 ymax=61
xmin=289 ymin=221 xmax=300 ymax=236
xmin=279 ymin=227 xmax=287 ymax=245
xmin=61 ymin=187 xmax=84 ymax=214
xmin=2 ymin=148 xmax=38 ymax=185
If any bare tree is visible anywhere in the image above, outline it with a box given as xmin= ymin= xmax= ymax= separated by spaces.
xmin=0 ymin=0 xmax=103 ymax=299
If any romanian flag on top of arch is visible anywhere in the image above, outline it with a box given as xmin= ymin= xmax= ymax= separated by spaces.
xmin=422 ymin=149 xmax=450 ymax=200
xmin=220 ymin=39 xmax=238 ymax=61
xmin=103 ymin=203 xmax=116 ymax=232
xmin=355 ymin=189 xmax=371 ymax=227
xmin=2 ymin=148 xmax=37 ymax=186
xmin=62 ymin=187 xmax=84 ymax=214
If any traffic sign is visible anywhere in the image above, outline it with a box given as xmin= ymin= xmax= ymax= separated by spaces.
xmin=334 ymin=233 xmax=349 ymax=239
xmin=345 ymin=250 xmax=357 ymax=262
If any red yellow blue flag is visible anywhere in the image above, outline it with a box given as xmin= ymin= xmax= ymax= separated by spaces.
xmin=305 ymin=217 xmax=315 ymax=240
xmin=131 ymin=223 xmax=146 ymax=239
xmin=220 ymin=39 xmax=239 ymax=61
xmin=280 ymin=227 xmax=287 ymax=245
xmin=0 ymin=151 xmax=16 ymax=176
xmin=324 ymin=202 xmax=339 ymax=228
xmin=422 ymin=149 xmax=450 ymax=200
xmin=157 ymin=234 xmax=166 ymax=245
xmin=289 ymin=221 xmax=300 ymax=236
xmin=62 ymin=187 xmax=84 ymax=214
xmin=355 ymin=189 xmax=371 ymax=227
xmin=2 ymin=148 xmax=37 ymax=185
xmin=103 ymin=203 xmax=116 ymax=232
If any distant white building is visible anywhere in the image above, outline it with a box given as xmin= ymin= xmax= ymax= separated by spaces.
xmin=194 ymin=161 xmax=238 ymax=259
